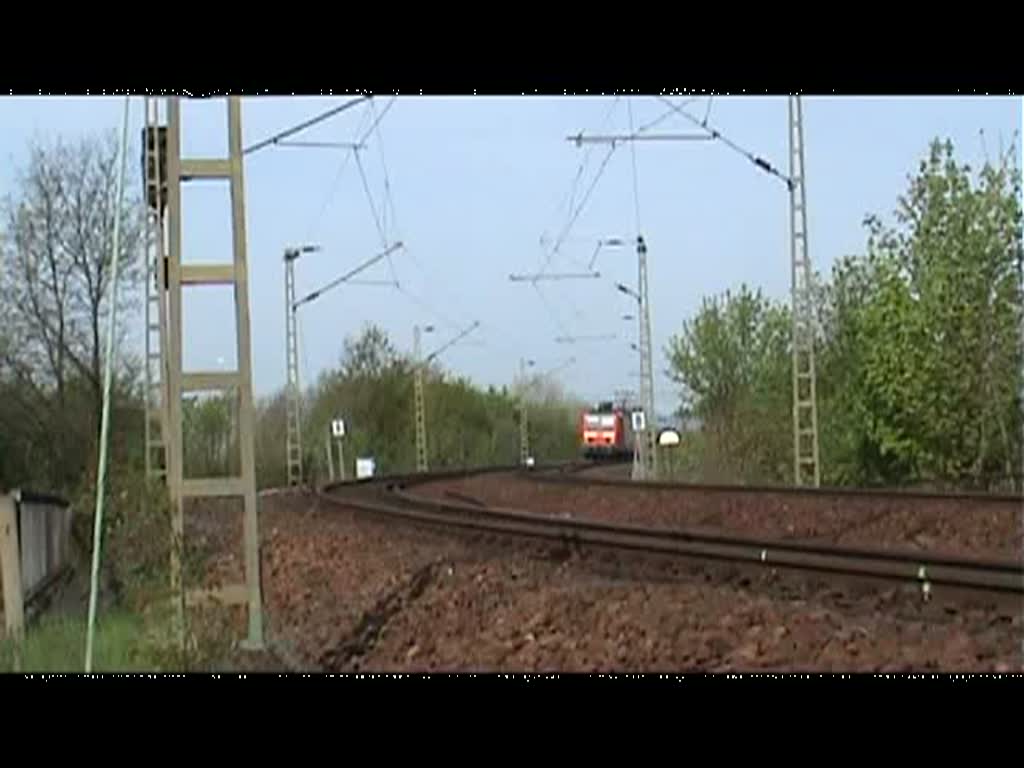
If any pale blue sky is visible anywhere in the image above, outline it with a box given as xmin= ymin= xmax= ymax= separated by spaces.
xmin=1 ymin=95 xmax=1020 ymax=415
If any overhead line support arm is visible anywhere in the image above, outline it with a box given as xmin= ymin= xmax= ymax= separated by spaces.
xmin=567 ymin=132 xmax=713 ymax=145
xmin=294 ymin=242 xmax=403 ymax=309
xmin=425 ymin=321 xmax=481 ymax=364
xmin=509 ymin=272 xmax=601 ymax=282
xmin=243 ymin=96 xmax=370 ymax=156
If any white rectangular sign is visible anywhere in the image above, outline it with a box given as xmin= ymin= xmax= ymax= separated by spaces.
xmin=631 ymin=410 xmax=646 ymax=432
xmin=331 ymin=418 xmax=346 ymax=438
xmin=356 ymin=458 xmax=375 ymax=479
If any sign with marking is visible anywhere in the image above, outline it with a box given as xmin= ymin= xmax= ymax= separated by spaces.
xmin=331 ymin=418 xmax=346 ymax=438
xmin=631 ymin=410 xmax=646 ymax=432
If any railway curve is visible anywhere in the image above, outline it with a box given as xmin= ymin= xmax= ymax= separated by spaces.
xmin=317 ymin=463 xmax=1024 ymax=609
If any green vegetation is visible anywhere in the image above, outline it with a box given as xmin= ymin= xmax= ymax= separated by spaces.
xmin=254 ymin=323 xmax=582 ymax=488
xmin=0 ymin=133 xmax=241 ymax=669
xmin=667 ymin=138 xmax=1023 ymax=491
xmin=2 ymin=117 xmax=1018 ymax=668
xmin=0 ymin=613 xmax=155 ymax=673
xmin=0 ymin=129 xmax=581 ymax=670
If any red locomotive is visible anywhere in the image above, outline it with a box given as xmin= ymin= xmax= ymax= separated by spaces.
xmin=578 ymin=400 xmax=636 ymax=460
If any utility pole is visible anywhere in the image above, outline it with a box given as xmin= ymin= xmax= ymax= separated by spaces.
xmin=413 ymin=321 xmax=480 ymax=473
xmin=284 ymin=242 xmax=401 ymax=484
xmin=142 ymin=97 xmax=169 ymax=486
xmin=636 ymin=235 xmax=657 ymax=481
xmin=413 ymin=325 xmax=432 ymax=473
xmin=567 ymin=97 xmax=811 ymax=483
xmin=165 ymin=96 xmax=264 ymax=650
xmin=616 ymin=236 xmax=657 ymax=481
xmin=518 ymin=356 xmax=574 ymax=466
xmin=788 ymin=95 xmax=821 ymax=487
xmin=284 ymin=249 xmax=301 ymax=486
xmin=519 ymin=358 xmax=533 ymax=465
xmin=284 ymin=245 xmax=319 ymax=487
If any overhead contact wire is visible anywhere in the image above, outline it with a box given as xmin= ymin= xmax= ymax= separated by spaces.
xmin=656 ymin=95 xmax=792 ymax=187
xmin=354 ymin=148 xmax=398 ymax=284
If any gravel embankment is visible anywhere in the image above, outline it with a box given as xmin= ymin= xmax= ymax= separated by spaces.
xmin=188 ymin=489 xmax=1022 ymax=673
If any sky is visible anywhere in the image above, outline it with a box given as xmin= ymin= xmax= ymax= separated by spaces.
xmin=1 ymin=94 xmax=1021 ymax=418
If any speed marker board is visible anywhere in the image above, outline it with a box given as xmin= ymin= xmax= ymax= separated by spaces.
xmin=631 ymin=410 xmax=646 ymax=432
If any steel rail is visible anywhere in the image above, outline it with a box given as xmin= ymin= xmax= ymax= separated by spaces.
xmin=316 ymin=468 xmax=1023 ymax=598
xmin=530 ymin=462 xmax=1023 ymax=504
xmin=393 ymin=488 xmax=1020 ymax=575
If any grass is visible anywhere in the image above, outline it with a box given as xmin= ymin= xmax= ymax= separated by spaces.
xmin=0 ymin=613 xmax=163 ymax=673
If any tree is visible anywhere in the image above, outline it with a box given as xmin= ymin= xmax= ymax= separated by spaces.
xmin=666 ymin=137 xmax=1023 ymax=491
xmin=182 ymin=394 xmax=239 ymax=478
xmin=665 ymin=284 xmax=791 ymax=483
xmin=339 ymin=323 xmax=400 ymax=379
xmin=826 ymin=139 xmax=1023 ymax=489
xmin=0 ymin=131 xmax=145 ymax=491
xmin=250 ymin=325 xmax=584 ymax=485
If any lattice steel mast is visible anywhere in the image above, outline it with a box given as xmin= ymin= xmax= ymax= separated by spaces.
xmin=283 ymin=247 xmax=311 ymax=487
xmin=564 ymin=97 xmax=815 ymax=484
xmin=165 ymin=96 xmax=264 ymax=650
xmin=413 ymin=324 xmax=430 ymax=472
xmin=519 ymin=359 xmax=531 ymax=465
xmin=788 ymin=95 xmax=821 ymax=487
xmin=285 ymin=242 xmax=400 ymax=484
xmin=142 ymin=97 xmax=169 ymax=484
xmin=413 ymin=321 xmax=480 ymax=473
xmin=635 ymin=235 xmax=657 ymax=481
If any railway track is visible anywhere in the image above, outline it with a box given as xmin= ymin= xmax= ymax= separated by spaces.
xmin=531 ymin=460 xmax=1024 ymax=503
xmin=319 ymin=465 xmax=1024 ymax=603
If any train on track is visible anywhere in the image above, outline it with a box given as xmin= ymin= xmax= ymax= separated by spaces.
xmin=578 ymin=400 xmax=636 ymax=460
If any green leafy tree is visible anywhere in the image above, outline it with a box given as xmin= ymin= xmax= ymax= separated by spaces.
xmin=669 ymin=137 xmax=1023 ymax=492
xmin=182 ymin=394 xmax=239 ymax=478
xmin=665 ymin=284 xmax=791 ymax=483
xmin=825 ymin=139 xmax=1022 ymax=489
xmin=252 ymin=324 xmax=583 ymax=485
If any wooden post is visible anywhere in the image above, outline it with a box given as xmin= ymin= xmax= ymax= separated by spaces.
xmin=0 ymin=493 xmax=25 ymax=641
